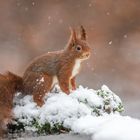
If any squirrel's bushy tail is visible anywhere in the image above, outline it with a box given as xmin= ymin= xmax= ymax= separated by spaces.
xmin=4 ymin=71 xmax=23 ymax=92
xmin=0 ymin=71 xmax=23 ymax=138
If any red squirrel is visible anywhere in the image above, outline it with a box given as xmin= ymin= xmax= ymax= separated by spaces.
xmin=23 ymin=26 xmax=91 ymax=106
xmin=0 ymin=72 xmax=23 ymax=137
xmin=0 ymin=26 xmax=90 ymax=136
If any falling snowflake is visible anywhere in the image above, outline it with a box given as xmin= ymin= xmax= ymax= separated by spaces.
xmin=32 ymin=2 xmax=35 ymax=6
xmin=106 ymin=12 xmax=110 ymax=16
xmin=59 ymin=19 xmax=63 ymax=24
xmin=108 ymin=41 xmax=112 ymax=45
xmin=25 ymin=7 xmax=29 ymax=12
xmin=89 ymin=3 xmax=92 ymax=7
xmin=123 ymin=34 xmax=127 ymax=38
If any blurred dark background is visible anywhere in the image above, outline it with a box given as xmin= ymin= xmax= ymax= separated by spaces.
xmin=0 ymin=0 xmax=140 ymax=116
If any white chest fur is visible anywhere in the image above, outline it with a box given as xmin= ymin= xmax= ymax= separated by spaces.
xmin=72 ymin=59 xmax=82 ymax=78
xmin=52 ymin=76 xmax=58 ymax=88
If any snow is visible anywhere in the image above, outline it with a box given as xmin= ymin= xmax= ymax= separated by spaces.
xmin=32 ymin=2 xmax=35 ymax=6
xmin=72 ymin=115 xmax=140 ymax=140
xmin=13 ymin=85 xmax=123 ymax=130
xmin=11 ymin=85 xmax=140 ymax=139
xmin=124 ymin=34 xmax=128 ymax=38
xmin=108 ymin=41 xmax=112 ymax=45
xmin=106 ymin=12 xmax=110 ymax=16
xmin=89 ymin=3 xmax=93 ymax=7
xmin=40 ymin=77 xmax=44 ymax=82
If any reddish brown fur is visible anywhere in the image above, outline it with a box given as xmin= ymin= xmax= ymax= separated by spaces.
xmin=23 ymin=26 xmax=91 ymax=107
xmin=0 ymin=72 xmax=23 ymax=138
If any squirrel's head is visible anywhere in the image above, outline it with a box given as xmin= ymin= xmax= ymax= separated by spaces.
xmin=66 ymin=26 xmax=91 ymax=60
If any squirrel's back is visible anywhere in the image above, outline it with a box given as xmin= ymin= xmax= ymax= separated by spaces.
xmin=24 ymin=51 xmax=64 ymax=76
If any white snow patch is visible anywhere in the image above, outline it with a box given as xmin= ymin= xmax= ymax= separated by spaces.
xmin=72 ymin=114 xmax=140 ymax=140
xmin=12 ymin=85 xmax=140 ymax=140
xmin=13 ymin=85 xmax=123 ymax=128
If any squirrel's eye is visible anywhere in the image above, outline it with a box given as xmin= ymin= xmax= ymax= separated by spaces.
xmin=76 ymin=46 xmax=81 ymax=51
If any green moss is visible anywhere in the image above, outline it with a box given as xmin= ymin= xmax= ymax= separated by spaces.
xmin=113 ymin=103 xmax=124 ymax=113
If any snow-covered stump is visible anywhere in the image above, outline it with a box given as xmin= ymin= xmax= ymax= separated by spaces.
xmin=8 ymin=85 xmax=124 ymax=135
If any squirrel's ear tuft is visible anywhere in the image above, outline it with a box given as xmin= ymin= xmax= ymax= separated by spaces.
xmin=80 ymin=25 xmax=87 ymax=40
xmin=69 ymin=27 xmax=77 ymax=44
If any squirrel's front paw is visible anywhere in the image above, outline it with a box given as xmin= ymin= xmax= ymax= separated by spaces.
xmin=36 ymin=100 xmax=44 ymax=107
xmin=72 ymin=86 xmax=76 ymax=91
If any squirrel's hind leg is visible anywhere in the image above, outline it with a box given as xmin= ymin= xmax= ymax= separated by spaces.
xmin=32 ymin=74 xmax=53 ymax=107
